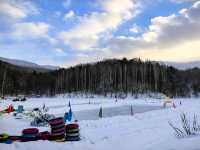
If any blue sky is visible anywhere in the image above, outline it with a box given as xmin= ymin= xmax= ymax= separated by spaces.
xmin=0 ymin=0 xmax=200 ymax=67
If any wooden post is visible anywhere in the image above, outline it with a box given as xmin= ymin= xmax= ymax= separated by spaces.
xmin=130 ymin=105 xmax=134 ymax=116
xmin=99 ymin=107 xmax=103 ymax=118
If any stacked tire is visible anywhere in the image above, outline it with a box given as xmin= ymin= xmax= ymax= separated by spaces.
xmin=21 ymin=128 xmax=39 ymax=142
xmin=38 ymin=131 xmax=50 ymax=140
xmin=65 ymin=123 xmax=80 ymax=141
xmin=49 ymin=117 xmax=65 ymax=141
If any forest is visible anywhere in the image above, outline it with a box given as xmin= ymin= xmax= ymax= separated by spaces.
xmin=0 ymin=58 xmax=200 ymax=98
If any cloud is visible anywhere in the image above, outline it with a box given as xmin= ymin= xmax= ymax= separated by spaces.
xmin=12 ymin=22 xmax=54 ymax=43
xmin=105 ymin=1 xmax=200 ymax=61
xmin=171 ymin=0 xmax=198 ymax=3
xmin=0 ymin=0 xmax=39 ymax=20
xmin=59 ymin=0 xmax=141 ymax=51
xmin=63 ymin=10 xmax=75 ymax=21
xmin=129 ymin=24 xmax=143 ymax=33
xmin=54 ymin=48 xmax=68 ymax=56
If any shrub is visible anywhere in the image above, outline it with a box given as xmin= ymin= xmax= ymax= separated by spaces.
xmin=169 ymin=113 xmax=200 ymax=138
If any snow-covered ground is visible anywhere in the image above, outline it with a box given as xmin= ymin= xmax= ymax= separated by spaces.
xmin=1 ymin=96 xmax=200 ymax=150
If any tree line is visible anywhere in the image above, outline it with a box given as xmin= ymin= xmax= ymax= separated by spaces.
xmin=0 ymin=58 xmax=200 ymax=98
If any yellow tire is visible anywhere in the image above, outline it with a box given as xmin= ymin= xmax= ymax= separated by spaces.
xmin=0 ymin=133 xmax=9 ymax=142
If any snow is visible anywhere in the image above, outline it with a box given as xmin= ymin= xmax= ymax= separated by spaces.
xmin=1 ymin=96 xmax=200 ymax=150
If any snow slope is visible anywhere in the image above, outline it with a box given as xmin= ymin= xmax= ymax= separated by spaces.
xmin=1 ymin=97 xmax=200 ymax=150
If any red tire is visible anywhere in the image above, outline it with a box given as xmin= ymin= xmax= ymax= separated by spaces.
xmin=22 ymin=128 xmax=39 ymax=135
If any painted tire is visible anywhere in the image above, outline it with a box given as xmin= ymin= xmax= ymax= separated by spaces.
xmin=51 ymin=128 xmax=65 ymax=134
xmin=51 ymin=131 xmax=65 ymax=137
xmin=66 ymin=128 xmax=79 ymax=133
xmin=65 ymin=136 xmax=80 ymax=141
xmin=51 ymin=124 xmax=65 ymax=130
xmin=49 ymin=117 xmax=64 ymax=126
xmin=0 ymin=133 xmax=9 ymax=142
xmin=49 ymin=135 xmax=65 ymax=141
xmin=22 ymin=134 xmax=38 ymax=138
xmin=66 ymin=133 xmax=80 ymax=137
xmin=65 ymin=124 xmax=79 ymax=129
xmin=22 ymin=128 xmax=39 ymax=135
xmin=39 ymin=131 xmax=50 ymax=140
xmin=21 ymin=136 xmax=39 ymax=142
xmin=9 ymin=136 xmax=22 ymax=141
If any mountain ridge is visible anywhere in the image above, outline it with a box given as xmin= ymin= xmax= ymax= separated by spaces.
xmin=0 ymin=57 xmax=59 ymax=71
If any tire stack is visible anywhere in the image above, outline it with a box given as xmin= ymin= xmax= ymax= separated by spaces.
xmin=21 ymin=128 xmax=39 ymax=142
xmin=65 ymin=123 xmax=80 ymax=141
xmin=49 ymin=117 xmax=65 ymax=141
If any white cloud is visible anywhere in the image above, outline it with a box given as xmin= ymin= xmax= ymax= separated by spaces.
xmin=171 ymin=0 xmax=198 ymax=3
xmin=0 ymin=0 xmax=39 ymax=20
xmin=13 ymin=22 xmax=51 ymax=39
xmin=63 ymin=10 xmax=75 ymax=21
xmin=54 ymin=48 xmax=68 ymax=56
xmin=129 ymin=24 xmax=143 ymax=33
xmin=106 ymin=1 xmax=200 ymax=61
xmin=59 ymin=0 xmax=141 ymax=51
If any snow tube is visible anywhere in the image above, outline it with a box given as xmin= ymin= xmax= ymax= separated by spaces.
xmin=49 ymin=134 xmax=65 ymax=141
xmin=66 ymin=128 xmax=79 ymax=133
xmin=0 ymin=133 xmax=9 ymax=142
xmin=21 ymin=136 xmax=38 ymax=142
xmin=50 ymin=131 xmax=65 ymax=137
xmin=21 ymin=128 xmax=39 ymax=142
xmin=9 ymin=136 xmax=22 ymax=141
xmin=51 ymin=128 xmax=65 ymax=134
xmin=65 ymin=136 xmax=80 ymax=141
xmin=66 ymin=133 xmax=79 ymax=137
xmin=49 ymin=117 xmax=64 ymax=126
xmin=22 ymin=128 xmax=39 ymax=135
xmin=65 ymin=123 xmax=79 ymax=129
xmin=51 ymin=124 xmax=65 ymax=130
xmin=39 ymin=131 xmax=50 ymax=140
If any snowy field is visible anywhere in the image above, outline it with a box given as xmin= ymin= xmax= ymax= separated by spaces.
xmin=1 ymin=96 xmax=200 ymax=150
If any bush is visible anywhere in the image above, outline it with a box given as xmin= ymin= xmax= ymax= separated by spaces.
xmin=169 ymin=113 xmax=200 ymax=138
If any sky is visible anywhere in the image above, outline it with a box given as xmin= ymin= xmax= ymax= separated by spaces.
xmin=0 ymin=0 xmax=200 ymax=67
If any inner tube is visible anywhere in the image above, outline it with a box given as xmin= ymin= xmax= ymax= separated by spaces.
xmin=65 ymin=124 xmax=79 ymax=129
xmin=66 ymin=132 xmax=80 ymax=137
xmin=21 ymin=136 xmax=38 ymax=142
xmin=51 ymin=128 xmax=65 ymax=134
xmin=66 ymin=128 xmax=79 ymax=133
xmin=49 ymin=134 xmax=65 ymax=141
xmin=50 ymin=131 xmax=65 ymax=137
xmin=22 ymin=128 xmax=39 ymax=135
xmin=0 ymin=133 xmax=9 ymax=142
xmin=39 ymin=131 xmax=50 ymax=140
xmin=65 ymin=136 xmax=80 ymax=141
xmin=51 ymin=124 xmax=65 ymax=130
xmin=9 ymin=136 xmax=22 ymax=141
xmin=49 ymin=117 xmax=64 ymax=126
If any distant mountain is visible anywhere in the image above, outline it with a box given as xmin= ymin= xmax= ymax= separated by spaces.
xmin=0 ymin=57 xmax=59 ymax=71
xmin=160 ymin=61 xmax=200 ymax=70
